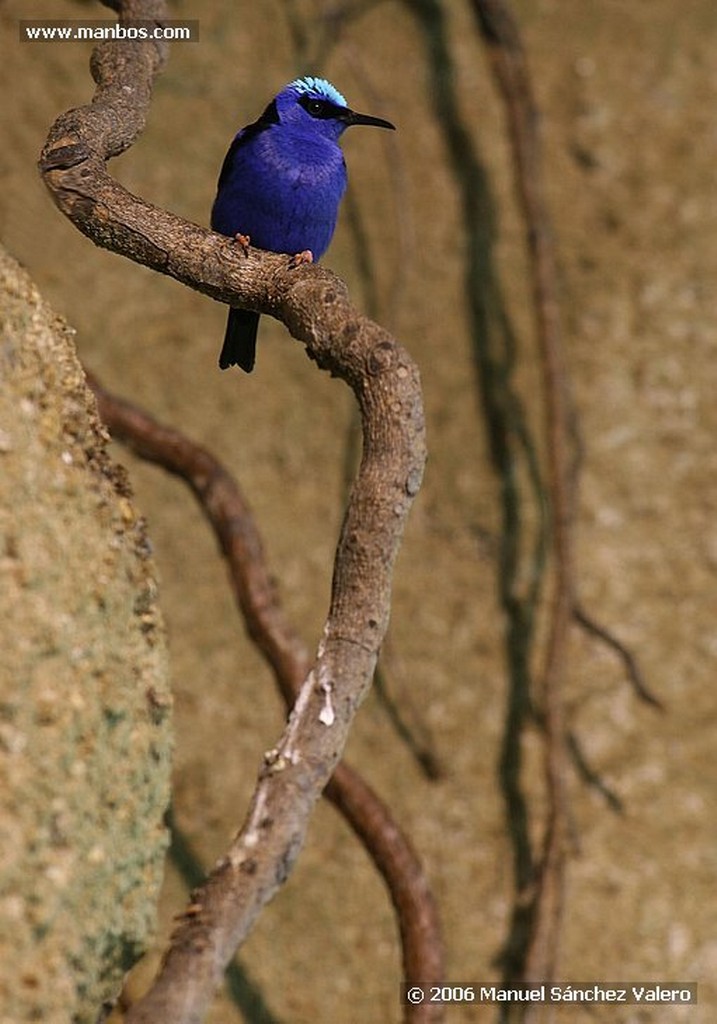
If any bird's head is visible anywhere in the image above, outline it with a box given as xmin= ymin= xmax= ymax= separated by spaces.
xmin=273 ymin=76 xmax=395 ymax=141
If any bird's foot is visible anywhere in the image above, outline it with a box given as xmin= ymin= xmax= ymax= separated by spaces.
xmin=289 ymin=249 xmax=314 ymax=268
xmin=233 ymin=233 xmax=251 ymax=257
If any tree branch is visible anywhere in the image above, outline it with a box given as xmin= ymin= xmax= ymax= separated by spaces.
xmin=471 ymin=0 xmax=571 ymax=999
xmin=573 ymin=605 xmax=664 ymax=711
xmin=87 ymin=372 xmax=444 ymax=1022
xmin=40 ymin=3 xmax=427 ymax=1021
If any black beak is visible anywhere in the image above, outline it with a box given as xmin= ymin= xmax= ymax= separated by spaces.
xmin=342 ymin=109 xmax=396 ymax=131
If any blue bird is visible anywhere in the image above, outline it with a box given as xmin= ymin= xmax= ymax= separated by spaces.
xmin=211 ymin=76 xmax=395 ymax=372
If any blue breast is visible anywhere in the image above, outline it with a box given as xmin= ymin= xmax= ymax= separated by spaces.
xmin=211 ymin=126 xmax=347 ymax=260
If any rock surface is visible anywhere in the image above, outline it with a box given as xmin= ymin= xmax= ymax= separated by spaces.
xmin=0 ymin=246 xmax=172 ymax=1024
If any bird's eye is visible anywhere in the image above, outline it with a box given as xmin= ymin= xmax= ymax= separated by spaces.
xmin=298 ymin=94 xmax=338 ymax=119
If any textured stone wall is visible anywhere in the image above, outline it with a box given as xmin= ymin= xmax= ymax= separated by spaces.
xmin=0 ymin=246 xmax=172 ymax=1023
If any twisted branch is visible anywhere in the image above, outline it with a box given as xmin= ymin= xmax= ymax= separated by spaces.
xmin=88 ymin=373 xmax=445 ymax=1022
xmin=40 ymin=2 xmax=427 ymax=1020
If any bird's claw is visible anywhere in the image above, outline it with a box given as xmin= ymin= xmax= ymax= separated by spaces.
xmin=233 ymin=233 xmax=251 ymax=257
xmin=289 ymin=249 xmax=314 ymax=268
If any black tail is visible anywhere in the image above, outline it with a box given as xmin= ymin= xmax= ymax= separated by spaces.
xmin=218 ymin=309 xmax=260 ymax=372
